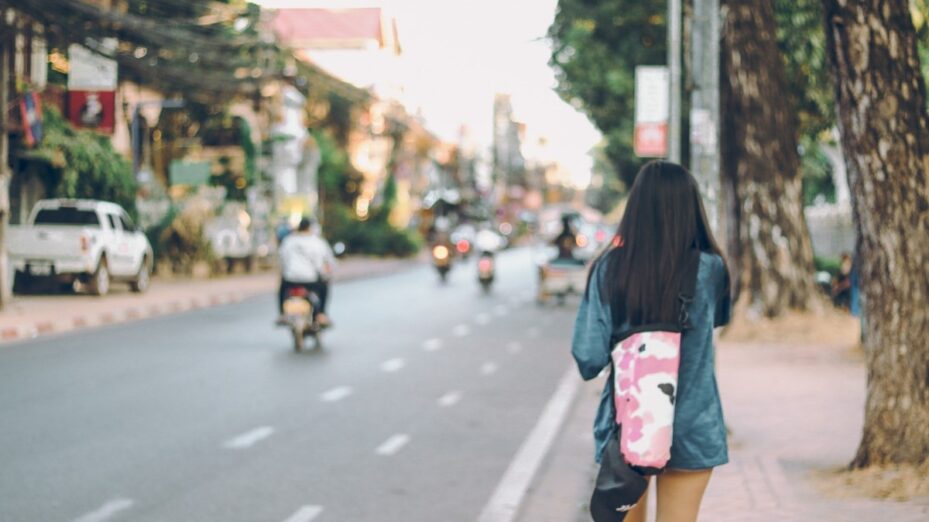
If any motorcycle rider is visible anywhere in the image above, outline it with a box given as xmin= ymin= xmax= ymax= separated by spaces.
xmin=553 ymin=214 xmax=580 ymax=262
xmin=277 ymin=217 xmax=335 ymax=327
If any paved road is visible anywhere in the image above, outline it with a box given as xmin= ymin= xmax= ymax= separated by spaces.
xmin=0 ymin=248 xmax=579 ymax=522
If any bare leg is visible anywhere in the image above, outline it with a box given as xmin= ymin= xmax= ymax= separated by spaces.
xmin=655 ymin=468 xmax=712 ymax=522
xmin=624 ymin=477 xmax=651 ymax=522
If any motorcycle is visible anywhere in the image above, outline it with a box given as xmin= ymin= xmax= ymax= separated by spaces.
xmin=281 ymin=286 xmax=323 ymax=352
xmin=432 ymin=244 xmax=452 ymax=282
xmin=477 ymin=251 xmax=495 ymax=293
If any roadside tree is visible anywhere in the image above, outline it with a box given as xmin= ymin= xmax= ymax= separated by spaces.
xmin=548 ymin=0 xmax=666 ymax=187
xmin=822 ymin=0 xmax=929 ymax=466
xmin=719 ymin=0 xmax=819 ymax=315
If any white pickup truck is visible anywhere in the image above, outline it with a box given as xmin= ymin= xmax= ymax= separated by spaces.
xmin=10 ymin=199 xmax=153 ymax=296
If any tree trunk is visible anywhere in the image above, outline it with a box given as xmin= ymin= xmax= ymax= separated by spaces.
xmin=822 ymin=0 xmax=929 ymax=467
xmin=720 ymin=0 xmax=819 ymax=316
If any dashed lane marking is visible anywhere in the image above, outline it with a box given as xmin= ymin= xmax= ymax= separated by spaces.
xmin=453 ymin=324 xmax=471 ymax=337
xmin=526 ymin=326 xmax=540 ymax=338
xmin=475 ymin=313 xmax=491 ymax=325
xmin=380 ymin=358 xmax=406 ymax=373
xmin=375 ymin=434 xmax=411 ymax=456
xmin=223 ymin=426 xmax=275 ymax=449
xmin=437 ymin=391 xmax=463 ymax=407
xmin=422 ymin=338 xmax=443 ymax=352
xmin=281 ymin=505 xmax=324 ymax=522
xmin=481 ymin=362 xmax=499 ymax=376
xmin=72 ymin=498 xmax=134 ymax=522
xmin=320 ymin=386 xmax=353 ymax=402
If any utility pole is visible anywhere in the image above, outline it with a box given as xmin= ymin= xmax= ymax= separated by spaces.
xmin=668 ymin=0 xmax=682 ymax=163
xmin=0 ymin=24 xmax=12 ymax=309
xmin=690 ymin=0 xmax=722 ymax=236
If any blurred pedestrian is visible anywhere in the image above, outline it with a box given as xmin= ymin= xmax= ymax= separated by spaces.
xmin=277 ymin=217 xmax=336 ymax=327
xmin=572 ymin=161 xmax=731 ymax=522
xmin=831 ymin=253 xmax=853 ymax=310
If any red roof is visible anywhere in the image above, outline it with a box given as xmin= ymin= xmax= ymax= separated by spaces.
xmin=272 ymin=8 xmax=385 ymax=47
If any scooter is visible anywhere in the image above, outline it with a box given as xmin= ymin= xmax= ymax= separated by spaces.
xmin=477 ymin=251 xmax=495 ymax=293
xmin=281 ymin=286 xmax=323 ymax=352
xmin=432 ymin=244 xmax=452 ymax=283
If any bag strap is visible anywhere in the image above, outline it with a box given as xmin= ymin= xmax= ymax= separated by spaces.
xmin=677 ymin=249 xmax=701 ymax=330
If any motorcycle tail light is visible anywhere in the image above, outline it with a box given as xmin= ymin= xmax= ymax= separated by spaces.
xmin=288 ymin=287 xmax=309 ymax=298
xmin=456 ymin=240 xmax=470 ymax=254
xmin=595 ymin=229 xmax=606 ymax=243
xmin=479 ymin=258 xmax=493 ymax=271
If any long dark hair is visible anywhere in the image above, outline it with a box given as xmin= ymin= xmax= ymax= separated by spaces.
xmin=598 ymin=161 xmax=728 ymax=326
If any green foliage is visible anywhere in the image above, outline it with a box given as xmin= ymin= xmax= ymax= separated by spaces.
xmin=311 ymin=130 xmax=418 ymax=256
xmin=585 ymin=140 xmax=627 ymax=213
xmin=156 ymin=205 xmax=216 ymax=273
xmin=774 ymin=0 xmax=835 ymax=141
xmin=322 ymin=203 xmax=421 ymax=257
xmin=799 ymin=139 xmax=836 ymax=206
xmin=239 ymin=116 xmax=257 ymax=183
xmin=549 ymin=0 xmax=666 ymax=186
xmin=22 ymin=105 xmax=137 ymax=216
xmin=381 ymin=173 xmax=398 ymax=213
xmin=814 ymin=255 xmax=842 ymax=277
xmin=313 ymin=129 xmax=363 ymax=207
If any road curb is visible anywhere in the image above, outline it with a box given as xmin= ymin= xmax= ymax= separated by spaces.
xmin=0 ymin=290 xmax=248 ymax=345
xmin=0 ymin=256 xmax=425 ymax=345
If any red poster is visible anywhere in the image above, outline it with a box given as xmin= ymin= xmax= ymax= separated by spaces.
xmin=634 ymin=122 xmax=668 ymax=158
xmin=67 ymin=90 xmax=116 ymax=133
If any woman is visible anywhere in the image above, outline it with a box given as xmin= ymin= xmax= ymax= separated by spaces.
xmin=572 ymin=161 xmax=731 ymax=522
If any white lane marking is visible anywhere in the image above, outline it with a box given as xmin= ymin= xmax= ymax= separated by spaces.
xmin=320 ymin=386 xmax=353 ymax=402
xmin=437 ymin=391 xmax=463 ymax=407
xmin=72 ymin=498 xmax=134 ymax=522
xmin=481 ymin=362 xmax=499 ymax=376
xmin=526 ymin=326 xmax=540 ymax=338
xmin=494 ymin=305 xmax=510 ymax=317
xmin=422 ymin=338 xmax=444 ymax=352
xmin=223 ymin=426 xmax=275 ymax=449
xmin=475 ymin=313 xmax=491 ymax=325
xmin=375 ymin=433 xmax=411 ymax=456
xmin=506 ymin=341 xmax=523 ymax=355
xmin=453 ymin=324 xmax=471 ymax=337
xmin=476 ymin=368 xmax=581 ymax=522
xmin=281 ymin=505 xmax=324 ymax=522
xmin=381 ymin=358 xmax=406 ymax=373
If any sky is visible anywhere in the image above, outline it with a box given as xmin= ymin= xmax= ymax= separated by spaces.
xmin=255 ymin=0 xmax=602 ymax=188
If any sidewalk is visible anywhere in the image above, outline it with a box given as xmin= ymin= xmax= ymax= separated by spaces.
xmin=0 ymin=255 xmax=422 ymax=344
xmin=516 ymin=339 xmax=929 ymax=521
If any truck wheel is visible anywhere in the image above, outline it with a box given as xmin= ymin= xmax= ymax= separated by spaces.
xmin=88 ymin=257 xmax=111 ymax=296
xmin=130 ymin=256 xmax=152 ymax=293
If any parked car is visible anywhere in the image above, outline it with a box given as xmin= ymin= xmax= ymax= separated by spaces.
xmin=9 ymin=199 xmax=153 ymax=296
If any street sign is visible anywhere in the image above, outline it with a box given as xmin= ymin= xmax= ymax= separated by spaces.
xmin=634 ymin=66 xmax=670 ymax=158
xmin=169 ymin=160 xmax=211 ymax=186
xmin=68 ymin=40 xmax=118 ymax=91
xmin=67 ymin=90 xmax=115 ymax=133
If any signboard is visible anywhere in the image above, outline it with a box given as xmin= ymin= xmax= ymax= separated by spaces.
xmin=634 ymin=66 xmax=670 ymax=158
xmin=169 ymin=160 xmax=212 ymax=186
xmin=68 ymin=41 xmax=117 ymax=90
xmin=67 ymin=90 xmax=116 ymax=133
